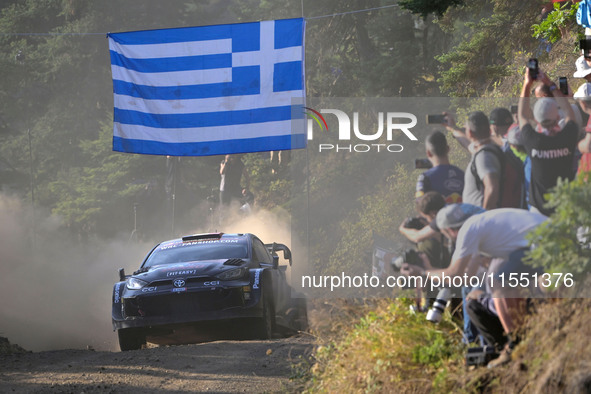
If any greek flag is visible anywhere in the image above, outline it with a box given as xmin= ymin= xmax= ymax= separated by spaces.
xmin=107 ymin=18 xmax=306 ymax=156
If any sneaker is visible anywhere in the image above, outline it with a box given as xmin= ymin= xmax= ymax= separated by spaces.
xmin=486 ymin=346 xmax=512 ymax=369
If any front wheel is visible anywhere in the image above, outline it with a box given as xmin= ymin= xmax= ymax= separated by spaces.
xmin=254 ymin=292 xmax=275 ymax=339
xmin=117 ymin=328 xmax=146 ymax=351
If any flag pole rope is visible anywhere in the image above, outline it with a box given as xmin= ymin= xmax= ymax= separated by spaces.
xmin=0 ymin=3 xmax=399 ymax=36
xmin=305 ymin=4 xmax=398 ymax=20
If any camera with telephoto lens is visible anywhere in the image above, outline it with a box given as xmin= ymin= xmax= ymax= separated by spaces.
xmin=403 ymin=216 xmax=427 ymax=230
xmin=415 ymin=158 xmax=433 ymax=170
xmin=581 ymin=38 xmax=591 ymax=59
xmin=392 ymin=217 xmax=428 ymax=270
xmin=392 ymin=248 xmax=423 ymax=270
xmin=465 ymin=346 xmax=499 ymax=367
xmin=426 ymin=288 xmax=451 ymax=323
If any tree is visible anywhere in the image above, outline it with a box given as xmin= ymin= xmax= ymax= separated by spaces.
xmin=526 ymin=175 xmax=591 ymax=291
xmin=435 ymin=0 xmax=541 ymax=96
xmin=399 ymin=0 xmax=465 ymax=19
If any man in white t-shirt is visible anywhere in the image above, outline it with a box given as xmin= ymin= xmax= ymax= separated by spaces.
xmin=402 ymin=203 xmax=547 ymax=366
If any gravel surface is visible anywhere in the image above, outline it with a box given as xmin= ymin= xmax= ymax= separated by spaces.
xmin=0 ymin=335 xmax=314 ymax=393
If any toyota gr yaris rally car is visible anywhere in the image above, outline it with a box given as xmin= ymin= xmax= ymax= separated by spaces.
xmin=112 ymin=232 xmax=307 ymax=350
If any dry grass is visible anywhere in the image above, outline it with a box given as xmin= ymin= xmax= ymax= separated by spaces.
xmin=304 ymin=298 xmax=465 ymax=393
xmin=302 ymin=297 xmax=591 ymax=393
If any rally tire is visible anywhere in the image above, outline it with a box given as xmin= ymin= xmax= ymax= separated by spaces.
xmin=254 ymin=291 xmax=275 ymax=339
xmin=118 ymin=328 xmax=146 ymax=351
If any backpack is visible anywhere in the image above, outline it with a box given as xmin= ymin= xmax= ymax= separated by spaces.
xmin=578 ymin=0 xmax=591 ymax=29
xmin=471 ymin=144 xmax=527 ymax=209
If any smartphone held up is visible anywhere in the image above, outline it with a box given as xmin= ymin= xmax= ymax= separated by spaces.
xmin=527 ymin=58 xmax=538 ymax=80
xmin=426 ymin=114 xmax=446 ymax=124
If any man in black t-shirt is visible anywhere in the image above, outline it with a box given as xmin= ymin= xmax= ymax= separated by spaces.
xmin=518 ymin=68 xmax=578 ymax=216
xmin=220 ymin=154 xmax=250 ymax=206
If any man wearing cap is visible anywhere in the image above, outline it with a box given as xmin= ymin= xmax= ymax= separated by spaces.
xmin=518 ymin=68 xmax=578 ymax=215
xmin=574 ymin=55 xmax=591 ymax=82
xmin=402 ymin=203 xmax=548 ymax=367
xmin=489 ymin=107 xmax=515 ymax=146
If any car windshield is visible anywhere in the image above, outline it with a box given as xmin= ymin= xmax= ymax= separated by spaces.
xmin=143 ymin=242 xmax=249 ymax=267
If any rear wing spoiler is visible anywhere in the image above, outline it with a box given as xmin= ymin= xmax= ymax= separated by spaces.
xmin=265 ymin=243 xmax=292 ymax=266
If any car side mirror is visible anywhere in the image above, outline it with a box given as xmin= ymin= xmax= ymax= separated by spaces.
xmin=119 ymin=268 xmax=126 ymax=282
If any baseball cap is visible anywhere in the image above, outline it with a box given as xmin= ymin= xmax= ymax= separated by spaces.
xmin=436 ymin=203 xmax=485 ymax=230
xmin=489 ymin=107 xmax=513 ymax=126
xmin=507 ymin=125 xmax=522 ymax=146
xmin=574 ymin=83 xmax=591 ymax=99
xmin=574 ymin=56 xmax=591 ymax=79
xmin=533 ymin=98 xmax=559 ymax=123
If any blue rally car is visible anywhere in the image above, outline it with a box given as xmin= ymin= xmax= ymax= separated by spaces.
xmin=112 ymin=232 xmax=308 ymax=350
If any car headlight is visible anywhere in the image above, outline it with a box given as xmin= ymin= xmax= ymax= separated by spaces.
xmin=126 ymin=277 xmax=148 ymax=290
xmin=217 ymin=267 xmax=247 ymax=281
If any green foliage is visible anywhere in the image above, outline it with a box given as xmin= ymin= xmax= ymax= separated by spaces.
xmin=412 ymin=332 xmax=455 ymax=367
xmin=47 ymin=122 xmax=162 ymax=237
xmin=525 ymin=175 xmax=591 ymax=285
xmin=399 ymin=0 xmax=465 ymax=19
xmin=532 ymin=2 xmax=578 ymax=44
xmin=304 ymin=1 xmax=450 ymax=97
xmin=436 ymin=0 xmax=541 ymax=97
xmin=323 ymin=163 xmax=416 ymax=275
xmin=437 ymin=15 xmax=512 ymax=96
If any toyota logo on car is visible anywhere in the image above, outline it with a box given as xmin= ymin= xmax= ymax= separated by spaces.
xmin=173 ymin=279 xmax=186 ymax=288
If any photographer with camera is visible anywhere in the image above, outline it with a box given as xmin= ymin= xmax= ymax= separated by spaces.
xmin=398 ymin=194 xmax=450 ymax=305
xmin=401 ymin=203 xmax=548 ymax=368
xmin=398 ymin=191 xmax=446 ymax=247
xmin=399 ymin=192 xmax=480 ymax=342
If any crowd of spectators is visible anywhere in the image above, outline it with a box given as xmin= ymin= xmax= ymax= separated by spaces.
xmin=397 ymin=53 xmax=590 ymax=368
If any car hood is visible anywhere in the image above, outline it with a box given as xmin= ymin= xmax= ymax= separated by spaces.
xmin=132 ymin=260 xmax=246 ymax=282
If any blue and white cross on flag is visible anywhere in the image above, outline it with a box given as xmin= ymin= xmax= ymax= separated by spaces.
xmin=107 ymin=18 xmax=306 ymax=156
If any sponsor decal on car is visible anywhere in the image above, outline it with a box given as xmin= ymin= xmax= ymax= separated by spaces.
xmin=172 ymin=287 xmax=187 ymax=293
xmin=141 ymin=286 xmax=158 ymax=293
xmin=253 ymin=269 xmax=261 ymax=289
xmin=167 ymin=270 xmax=197 ymax=277
xmin=160 ymin=263 xmax=206 ymax=271
xmin=114 ymin=283 xmax=123 ymax=304
xmin=160 ymin=239 xmax=239 ymax=250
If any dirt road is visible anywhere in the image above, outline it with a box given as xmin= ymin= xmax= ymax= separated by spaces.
xmin=0 ymin=335 xmax=314 ymax=393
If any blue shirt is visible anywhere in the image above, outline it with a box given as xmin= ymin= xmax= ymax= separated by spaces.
xmin=416 ymin=164 xmax=464 ymax=204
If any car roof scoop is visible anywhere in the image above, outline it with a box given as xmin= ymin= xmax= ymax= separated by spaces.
xmin=223 ymin=258 xmax=245 ymax=266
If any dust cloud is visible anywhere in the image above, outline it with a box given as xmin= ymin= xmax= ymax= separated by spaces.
xmin=0 ymin=193 xmax=150 ymax=351
xmin=191 ymin=205 xmax=305 ymax=285
xmin=0 ymin=194 xmax=304 ymax=352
